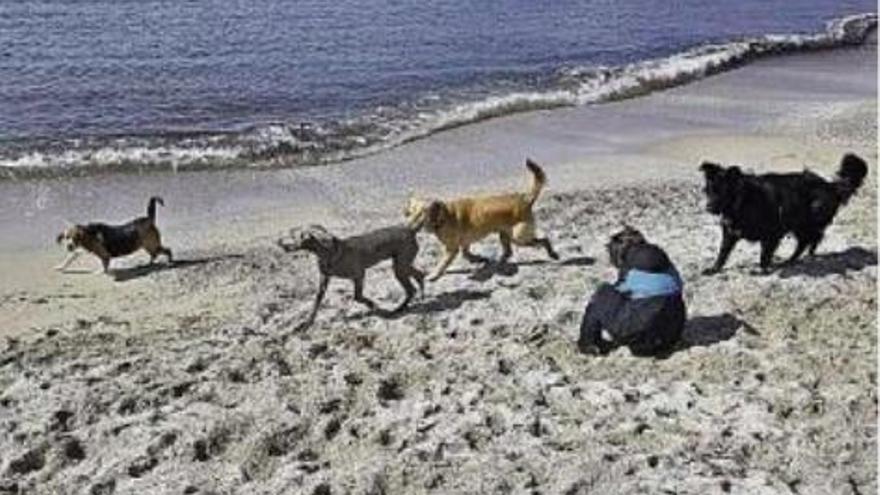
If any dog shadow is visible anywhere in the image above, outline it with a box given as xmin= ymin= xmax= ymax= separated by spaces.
xmin=654 ymin=313 xmax=755 ymax=358
xmin=447 ymin=255 xmax=595 ymax=282
xmin=468 ymin=261 xmax=520 ymax=281
xmin=559 ymin=255 xmax=596 ymax=267
xmin=111 ymin=254 xmax=244 ymax=282
xmin=56 ymin=268 xmax=98 ymax=275
xmin=366 ymin=289 xmax=492 ymax=320
xmin=776 ymin=247 xmax=877 ymax=279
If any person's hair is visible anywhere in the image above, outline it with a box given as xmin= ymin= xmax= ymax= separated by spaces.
xmin=606 ymin=224 xmax=646 ymax=268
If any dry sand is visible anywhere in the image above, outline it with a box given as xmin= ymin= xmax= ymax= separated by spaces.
xmin=0 ymin=42 xmax=876 ymax=494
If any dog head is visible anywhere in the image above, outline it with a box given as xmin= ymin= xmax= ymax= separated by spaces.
xmin=278 ymin=224 xmax=339 ymax=257
xmin=56 ymin=225 xmax=93 ymax=252
xmin=404 ymin=195 xmax=448 ymax=232
xmin=699 ymin=161 xmax=744 ymax=215
xmin=835 ymin=153 xmax=869 ymax=203
xmin=606 ymin=224 xmax=647 ymax=268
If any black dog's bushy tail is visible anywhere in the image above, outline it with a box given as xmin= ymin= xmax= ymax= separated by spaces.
xmin=835 ymin=153 xmax=868 ymax=203
xmin=147 ymin=196 xmax=165 ymax=222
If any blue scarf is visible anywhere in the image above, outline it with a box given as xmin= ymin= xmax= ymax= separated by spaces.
xmin=616 ymin=268 xmax=683 ymax=299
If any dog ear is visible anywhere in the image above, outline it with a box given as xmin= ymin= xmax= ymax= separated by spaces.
xmin=699 ymin=161 xmax=726 ymax=178
xmin=56 ymin=232 xmax=65 ymax=244
xmin=426 ymin=200 xmax=447 ymax=229
xmin=305 ymin=226 xmax=338 ymax=253
xmin=330 ymin=237 xmax=343 ymax=256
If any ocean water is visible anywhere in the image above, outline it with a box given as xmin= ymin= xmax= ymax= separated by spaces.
xmin=0 ymin=0 xmax=875 ymax=175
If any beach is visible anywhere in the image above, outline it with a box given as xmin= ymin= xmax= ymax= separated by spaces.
xmin=0 ymin=35 xmax=876 ymax=495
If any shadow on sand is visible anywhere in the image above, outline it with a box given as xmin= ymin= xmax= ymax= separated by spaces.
xmin=777 ymin=246 xmax=877 ymax=279
xmin=111 ymin=254 xmax=244 ymax=282
xmin=651 ymin=313 xmax=758 ymax=360
xmin=351 ymin=288 xmax=493 ymax=321
xmin=643 ymin=313 xmax=758 ymax=359
xmin=406 ymin=288 xmax=492 ymax=315
xmin=445 ymin=255 xmax=595 ymax=282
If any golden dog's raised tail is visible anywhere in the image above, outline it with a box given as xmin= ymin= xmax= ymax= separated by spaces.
xmin=524 ymin=158 xmax=546 ymax=206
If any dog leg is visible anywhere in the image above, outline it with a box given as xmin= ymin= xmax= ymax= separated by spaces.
xmin=531 ymin=237 xmax=559 ymax=260
xmin=703 ymin=230 xmax=739 ymax=275
xmin=161 ymin=247 xmax=173 ymax=263
xmin=146 ymin=243 xmax=173 ymax=265
xmin=807 ymin=233 xmax=824 ymax=256
xmin=512 ymin=222 xmax=559 ymax=260
xmin=353 ymin=276 xmax=377 ymax=310
xmin=410 ymin=267 xmax=426 ymax=297
xmin=99 ymin=257 xmax=111 ymax=274
xmin=784 ymin=238 xmax=810 ymax=266
xmin=428 ymin=246 xmax=460 ymax=281
xmin=55 ymin=251 xmax=81 ymax=271
xmin=498 ymin=231 xmax=513 ymax=261
xmin=758 ymin=237 xmax=782 ymax=273
xmin=392 ymin=265 xmax=417 ymax=313
xmin=462 ymin=245 xmax=488 ymax=264
xmin=302 ymin=274 xmax=330 ymax=329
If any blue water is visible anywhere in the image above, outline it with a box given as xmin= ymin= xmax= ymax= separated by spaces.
xmin=0 ymin=0 xmax=875 ymax=173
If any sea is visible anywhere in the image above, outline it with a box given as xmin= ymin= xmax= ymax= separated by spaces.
xmin=0 ymin=0 xmax=875 ymax=176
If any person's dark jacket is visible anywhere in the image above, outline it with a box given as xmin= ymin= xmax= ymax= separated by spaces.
xmin=579 ymin=243 xmax=685 ymax=356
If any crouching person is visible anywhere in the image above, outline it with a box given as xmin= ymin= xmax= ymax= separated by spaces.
xmin=578 ymin=225 xmax=685 ymax=357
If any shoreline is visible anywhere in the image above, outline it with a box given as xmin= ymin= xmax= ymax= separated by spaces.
xmin=0 ymin=36 xmax=875 ymax=255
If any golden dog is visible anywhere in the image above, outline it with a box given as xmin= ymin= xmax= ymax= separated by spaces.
xmin=405 ymin=159 xmax=558 ymax=280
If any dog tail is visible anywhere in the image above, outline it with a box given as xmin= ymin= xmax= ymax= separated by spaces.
xmin=835 ymin=153 xmax=868 ymax=203
xmin=147 ymin=196 xmax=165 ymax=222
xmin=524 ymin=158 xmax=546 ymax=205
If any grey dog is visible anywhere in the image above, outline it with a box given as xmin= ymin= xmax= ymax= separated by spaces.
xmin=278 ymin=224 xmax=425 ymax=328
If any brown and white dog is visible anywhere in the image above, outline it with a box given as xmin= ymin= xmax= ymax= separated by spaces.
xmin=404 ymin=159 xmax=558 ymax=280
xmin=55 ymin=196 xmax=173 ymax=273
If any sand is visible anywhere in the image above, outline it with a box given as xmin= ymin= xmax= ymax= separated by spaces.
xmin=0 ymin=40 xmax=876 ymax=494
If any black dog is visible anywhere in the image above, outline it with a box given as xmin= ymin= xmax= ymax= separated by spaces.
xmin=578 ymin=226 xmax=686 ymax=357
xmin=277 ymin=224 xmax=425 ymax=328
xmin=699 ymin=153 xmax=868 ymax=274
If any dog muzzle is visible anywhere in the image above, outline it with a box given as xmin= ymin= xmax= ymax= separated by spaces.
xmin=277 ymin=239 xmax=301 ymax=252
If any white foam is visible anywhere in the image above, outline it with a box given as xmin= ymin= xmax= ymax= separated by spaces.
xmin=0 ymin=145 xmax=243 ymax=171
xmin=392 ymin=12 xmax=877 ymax=145
xmin=2 ymin=12 xmax=875 ymax=176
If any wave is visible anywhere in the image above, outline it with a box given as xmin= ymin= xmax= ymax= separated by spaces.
xmin=1 ymin=12 xmax=875 ymax=179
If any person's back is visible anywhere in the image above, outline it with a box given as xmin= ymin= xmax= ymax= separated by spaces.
xmin=578 ymin=226 xmax=686 ymax=356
